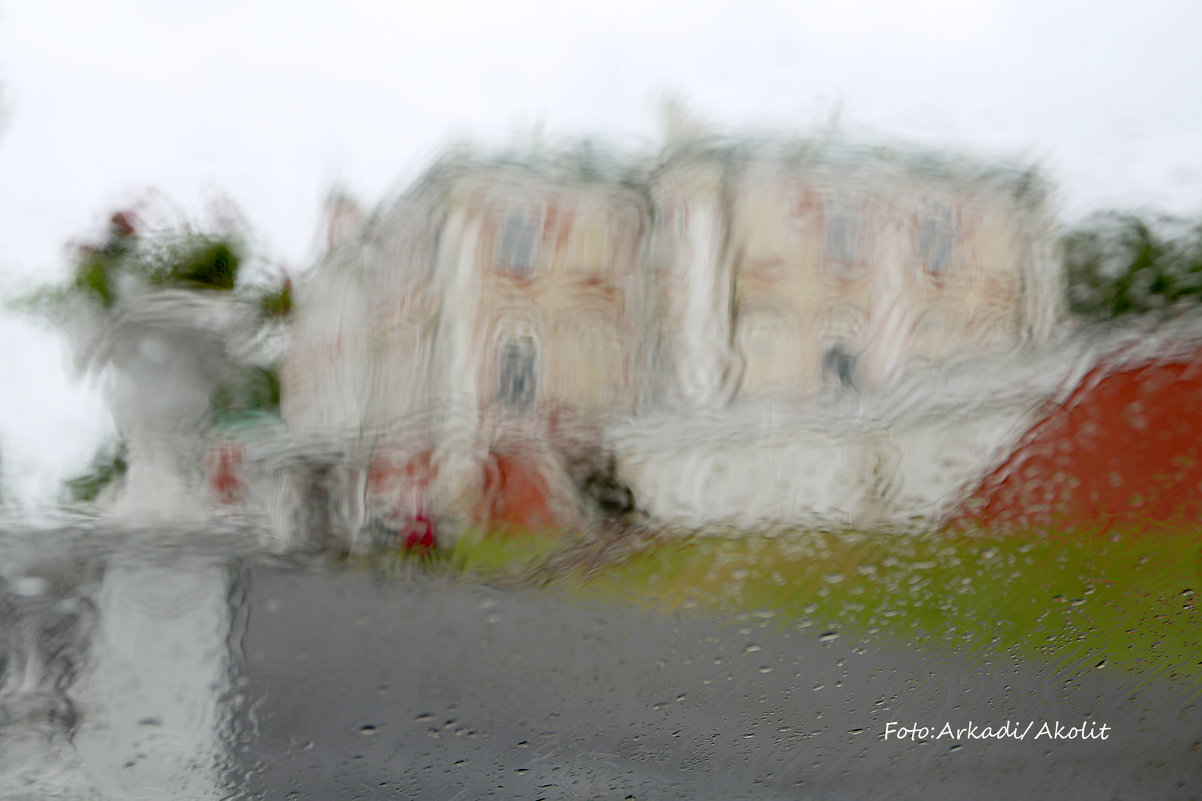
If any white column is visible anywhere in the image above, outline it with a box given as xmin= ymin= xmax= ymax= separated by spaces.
xmin=73 ymin=557 xmax=234 ymax=801
xmin=666 ymin=182 xmax=737 ymax=409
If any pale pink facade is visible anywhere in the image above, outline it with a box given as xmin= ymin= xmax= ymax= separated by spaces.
xmin=277 ymin=138 xmax=1065 ymax=538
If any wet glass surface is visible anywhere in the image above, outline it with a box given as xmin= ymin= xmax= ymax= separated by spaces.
xmin=1 ymin=517 xmax=1198 ymax=800
xmin=2 ymin=128 xmax=1201 ymax=801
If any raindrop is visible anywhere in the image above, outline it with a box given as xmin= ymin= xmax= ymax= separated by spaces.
xmin=819 ymin=631 xmax=840 ymax=642
xmin=12 ymin=576 xmax=49 ymax=596
xmin=358 ymin=725 xmax=378 ymax=736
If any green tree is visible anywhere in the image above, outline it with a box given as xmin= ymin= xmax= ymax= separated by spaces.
xmin=63 ymin=439 xmax=127 ymax=505
xmin=1064 ymin=212 xmax=1202 ymax=321
xmin=16 ymin=205 xmax=293 ymax=505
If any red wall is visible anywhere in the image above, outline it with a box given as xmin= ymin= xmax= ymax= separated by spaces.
xmin=956 ymin=347 xmax=1202 ymax=535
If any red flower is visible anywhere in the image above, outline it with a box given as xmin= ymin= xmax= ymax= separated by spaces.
xmin=110 ymin=211 xmax=138 ymax=239
xmin=400 ymin=514 xmax=436 ymax=556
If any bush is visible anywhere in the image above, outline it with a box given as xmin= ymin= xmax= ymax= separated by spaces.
xmin=1064 ymin=212 xmax=1202 ymax=321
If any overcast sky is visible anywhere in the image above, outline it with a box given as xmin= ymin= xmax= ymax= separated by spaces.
xmin=1 ymin=0 xmax=1200 ymax=504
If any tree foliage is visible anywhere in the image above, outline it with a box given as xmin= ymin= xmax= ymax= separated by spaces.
xmin=10 ymin=204 xmax=294 ymax=505
xmin=1064 ymin=212 xmax=1202 ymax=321
xmin=71 ymin=211 xmax=245 ymax=306
xmin=62 ymin=438 xmax=127 ymax=505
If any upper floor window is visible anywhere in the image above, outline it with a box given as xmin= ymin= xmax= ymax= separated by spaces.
xmin=567 ymin=212 xmax=612 ymax=276
xmin=737 ymin=195 xmax=791 ymax=276
xmin=825 ymin=200 xmax=867 ymax=281
xmin=827 ymin=212 xmax=859 ymax=264
xmin=495 ymin=208 xmax=539 ymax=278
xmin=917 ymin=207 xmax=956 ymax=278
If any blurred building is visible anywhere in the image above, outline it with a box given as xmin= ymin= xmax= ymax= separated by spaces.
xmin=277 ymin=135 xmax=1065 ymax=539
xmin=425 ymin=151 xmax=653 ymax=423
xmin=279 ymin=146 xmax=656 ymax=539
xmin=647 ymin=138 xmax=1061 ymax=407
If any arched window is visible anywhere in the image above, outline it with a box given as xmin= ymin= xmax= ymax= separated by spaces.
xmin=816 ymin=304 xmax=866 ymax=390
xmin=821 ymin=343 xmax=859 ymax=391
xmin=497 ymin=334 xmax=538 ymax=411
xmin=736 ymin=310 xmax=805 ymax=396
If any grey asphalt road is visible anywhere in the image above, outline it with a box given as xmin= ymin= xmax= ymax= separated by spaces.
xmin=231 ymin=563 xmax=1201 ymax=801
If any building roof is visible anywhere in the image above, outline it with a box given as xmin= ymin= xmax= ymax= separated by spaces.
xmin=354 ymin=131 xmax=1050 ymax=243
xmin=401 ymin=138 xmax=654 ymax=195
xmin=655 ymin=131 xmax=1050 ymax=203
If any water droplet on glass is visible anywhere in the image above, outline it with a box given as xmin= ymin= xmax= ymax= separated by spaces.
xmin=12 ymin=576 xmax=49 ymax=597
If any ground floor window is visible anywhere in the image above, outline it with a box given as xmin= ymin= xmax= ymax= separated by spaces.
xmin=498 ymin=335 xmax=538 ymax=411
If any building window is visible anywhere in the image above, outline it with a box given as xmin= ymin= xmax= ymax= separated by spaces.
xmin=828 ymin=213 xmax=858 ymax=263
xmin=497 ymin=335 xmax=537 ymax=411
xmin=917 ymin=208 xmax=956 ymax=278
xmin=737 ymin=310 xmax=805 ymax=396
xmin=567 ymin=213 xmax=611 ymax=275
xmin=825 ymin=201 xmax=867 ymax=281
xmin=495 ymin=209 xmax=539 ymax=278
xmin=821 ymin=343 xmax=859 ymax=392
xmin=551 ymin=314 xmax=621 ymax=410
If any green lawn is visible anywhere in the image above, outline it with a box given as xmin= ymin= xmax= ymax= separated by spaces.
xmin=387 ymin=524 xmax=1202 ymax=687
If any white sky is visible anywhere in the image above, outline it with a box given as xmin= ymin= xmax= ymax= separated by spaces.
xmin=1 ymin=0 xmax=1201 ymax=504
